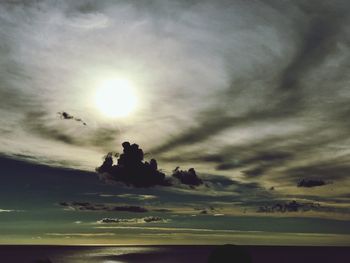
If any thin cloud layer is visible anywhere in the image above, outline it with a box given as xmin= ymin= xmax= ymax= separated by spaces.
xmin=0 ymin=209 xmax=16 ymax=213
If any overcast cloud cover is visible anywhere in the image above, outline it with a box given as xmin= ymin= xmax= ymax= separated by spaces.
xmin=0 ymin=0 xmax=350 ymax=245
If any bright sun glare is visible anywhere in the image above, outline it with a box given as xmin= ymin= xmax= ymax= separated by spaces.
xmin=95 ymin=78 xmax=137 ymax=118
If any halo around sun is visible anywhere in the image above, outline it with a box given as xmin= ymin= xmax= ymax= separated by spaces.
xmin=95 ymin=78 xmax=138 ymax=118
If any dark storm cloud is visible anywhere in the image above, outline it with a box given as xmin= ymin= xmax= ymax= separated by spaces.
xmin=97 ymin=142 xmax=204 ymax=188
xmin=97 ymin=142 xmax=170 ymax=187
xmin=22 ymin=111 xmax=121 ymax=152
xmin=59 ymin=201 xmax=148 ymax=213
xmin=172 ymin=167 xmax=203 ymax=187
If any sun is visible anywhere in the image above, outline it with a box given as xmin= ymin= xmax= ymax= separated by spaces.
xmin=95 ymin=78 xmax=138 ymax=118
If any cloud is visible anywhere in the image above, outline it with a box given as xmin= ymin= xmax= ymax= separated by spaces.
xmin=170 ymin=170 xmax=207 ymax=188
xmin=151 ymin=109 xmax=286 ymax=155
xmin=116 ymin=194 xmax=158 ymax=200
xmin=274 ymin=5 xmax=345 ymax=106
xmin=1 ymin=0 xmax=350 ymax=222
xmin=150 ymin=0 xmax=350 ymax=157
xmin=172 ymin=167 xmax=203 ymax=187
xmin=242 ymin=167 xmax=266 ymax=178
xmin=21 ymin=111 xmax=121 ymax=153
xmin=97 ymin=142 xmax=170 ymax=187
xmin=59 ymin=201 xmax=148 ymax=213
xmin=256 ymin=199 xmax=350 ymax=216
xmin=97 ymin=142 xmax=204 ymax=188
xmin=0 ymin=209 xmax=15 ymax=213
xmin=46 ymin=233 xmax=115 ymax=237
xmin=257 ymin=200 xmax=321 ymax=213
xmin=57 ymin=111 xmax=87 ymax=126
xmin=297 ymin=179 xmax=328 ymax=188
xmin=97 ymin=216 xmax=168 ymax=224
xmin=23 ymin=111 xmax=81 ymax=145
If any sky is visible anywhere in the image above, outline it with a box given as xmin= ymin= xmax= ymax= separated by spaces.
xmin=0 ymin=0 xmax=350 ymax=245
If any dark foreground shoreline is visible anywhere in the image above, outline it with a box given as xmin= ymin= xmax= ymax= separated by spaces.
xmin=0 ymin=245 xmax=349 ymax=263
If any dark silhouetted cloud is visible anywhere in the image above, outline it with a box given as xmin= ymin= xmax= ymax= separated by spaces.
xmin=58 ymin=111 xmax=87 ymax=126
xmin=97 ymin=216 xmax=168 ymax=224
xmin=297 ymin=179 xmax=328 ymax=188
xmin=257 ymin=200 xmax=321 ymax=213
xmin=59 ymin=201 xmax=148 ymax=213
xmin=97 ymin=142 xmax=170 ymax=187
xmin=97 ymin=142 xmax=204 ymax=188
xmin=172 ymin=167 xmax=203 ymax=187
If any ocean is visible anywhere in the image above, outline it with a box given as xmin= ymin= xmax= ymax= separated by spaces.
xmin=0 ymin=245 xmax=349 ymax=263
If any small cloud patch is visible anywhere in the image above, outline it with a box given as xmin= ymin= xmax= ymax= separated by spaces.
xmin=0 ymin=209 xmax=15 ymax=213
xmin=297 ymin=179 xmax=328 ymax=188
xmin=59 ymin=202 xmax=148 ymax=213
xmin=97 ymin=216 xmax=168 ymax=224
xmin=257 ymin=200 xmax=321 ymax=213
xmin=57 ymin=111 xmax=87 ymax=126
